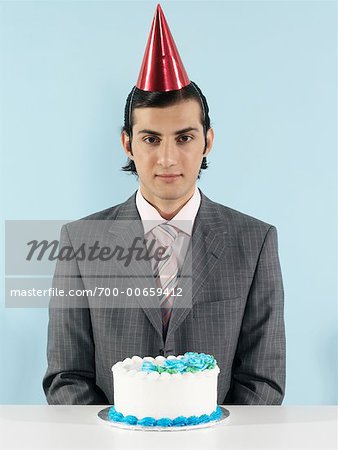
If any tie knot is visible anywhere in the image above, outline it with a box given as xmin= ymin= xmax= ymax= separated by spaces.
xmin=152 ymin=222 xmax=179 ymax=246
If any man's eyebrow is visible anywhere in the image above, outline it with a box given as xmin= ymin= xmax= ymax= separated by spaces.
xmin=137 ymin=127 xmax=200 ymax=136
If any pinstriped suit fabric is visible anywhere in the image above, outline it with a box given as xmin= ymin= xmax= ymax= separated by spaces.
xmin=43 ymin=189 xmax=286 ymax=405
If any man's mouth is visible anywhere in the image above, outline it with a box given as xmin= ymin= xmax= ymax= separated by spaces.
xmin=156 ymin=174 xmax=182 ymax=178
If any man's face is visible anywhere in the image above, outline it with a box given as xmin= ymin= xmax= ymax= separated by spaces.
xmin=121 ymin=99 xmax=214 ymax=205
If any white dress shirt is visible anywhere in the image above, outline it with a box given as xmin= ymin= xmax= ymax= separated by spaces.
xmin=135 ymin=185 xmax=201 ymax=274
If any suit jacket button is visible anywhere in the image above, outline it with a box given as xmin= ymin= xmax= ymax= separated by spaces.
xmin=159 ymin=349 xmax=164 ymax=356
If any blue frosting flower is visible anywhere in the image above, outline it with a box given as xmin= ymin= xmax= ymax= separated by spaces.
xmin=183 ymin=352 xmax=197 ymax=358
xmin=156 ymin=418 xmax=173 ymax=427
xmin=141 ymin=361 xmax=158 ymax=372
xmin=138 ymin=417 xmax=157 ymax=426
xmin=186 ymin=415 xmax=199 ymax=425
xmin=182 ymin=352 xmax=216 ymax=371
xmin=198 ymin=414 xmax=210 ymax=424
xmin=123 ymin=415 xmax=138 ymax=425
xmin=210 ymin=407 xmax=222 ymax=421
xmin=162 ymin=359 xmax=187 ymax=373
xmin=109 ymin=410 xmax=124 ymax=422
xmin=172 ymin=416 xmax=188 ymax=426
xmin=185 ymin=356 xmax=209 ymax=370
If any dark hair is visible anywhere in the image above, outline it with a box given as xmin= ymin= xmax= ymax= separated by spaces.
xmin=121 ymin=81 xmax=211 ymax=179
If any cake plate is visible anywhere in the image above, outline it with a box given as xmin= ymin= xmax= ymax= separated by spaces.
xmin=97 ymin=406 xmax=230 ymax=432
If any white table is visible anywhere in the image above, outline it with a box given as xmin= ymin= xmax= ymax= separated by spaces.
xmin=0 ymin=405 xmax=337 ymax=449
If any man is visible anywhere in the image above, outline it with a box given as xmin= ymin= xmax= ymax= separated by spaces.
xmin=43 ymin=4 xmax=285 ymax=405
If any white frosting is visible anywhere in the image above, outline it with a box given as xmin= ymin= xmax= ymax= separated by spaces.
xmin=111 ymin=355 xmax=220 ymax=420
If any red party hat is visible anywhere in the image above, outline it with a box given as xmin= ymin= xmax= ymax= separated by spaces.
xmin=136 ymin=4 xmax=190 ymax=92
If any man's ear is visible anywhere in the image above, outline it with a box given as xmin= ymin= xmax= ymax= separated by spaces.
xmin=121 ymin=131 xmax=134 ymax=159
xmin=203 ymin=127 xmax=214 ymax=157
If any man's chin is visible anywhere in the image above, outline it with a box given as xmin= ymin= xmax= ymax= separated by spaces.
xmin=140 ymin=179 xmax=197 ymax=203
xmin=153 ymin=186 xmax=194 ymax=202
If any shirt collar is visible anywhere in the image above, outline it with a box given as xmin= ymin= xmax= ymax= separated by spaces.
xmin=135 ymin=185 xmax=201 ymax=236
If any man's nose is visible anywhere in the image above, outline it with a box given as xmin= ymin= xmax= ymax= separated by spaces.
xmin=157 ymin=140 xmax=178 ymax=167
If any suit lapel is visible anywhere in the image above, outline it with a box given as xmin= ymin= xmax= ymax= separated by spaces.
xmin=165 ymin=194 xmax=229 ymax=341
xmin=107 ymin=190 xmax=230 ymax=343
xmin=107 ymin=193 xmax=164 ymax=340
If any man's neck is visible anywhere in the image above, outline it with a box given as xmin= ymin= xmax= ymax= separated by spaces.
xmin=140 ymin=187 xmax=196 ymax=221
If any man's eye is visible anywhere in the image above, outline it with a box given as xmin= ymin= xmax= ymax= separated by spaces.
xmin=144 ymin=136 xmax=160 ymax=144
xmin=177 ymin=135 xmax=192 ymax=143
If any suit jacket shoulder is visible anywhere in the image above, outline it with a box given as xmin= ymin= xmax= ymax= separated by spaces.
xmin=199 ymin=191 xmax=275 ymax=240
xmin=69 ymin=192 xmax=138 ymax=225
xmin=79 ymin=200 xmax=129 ymax=221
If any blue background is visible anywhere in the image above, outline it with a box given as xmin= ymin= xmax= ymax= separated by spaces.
xmin=0 ymin=0 xmax=336 ymax=404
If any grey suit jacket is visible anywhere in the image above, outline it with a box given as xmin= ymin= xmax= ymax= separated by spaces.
xmin=43 ymin=188 xmax=286 ymax=405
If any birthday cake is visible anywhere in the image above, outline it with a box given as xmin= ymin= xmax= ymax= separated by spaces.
xmin=109 ymin=352 xmax=222 ymax=428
